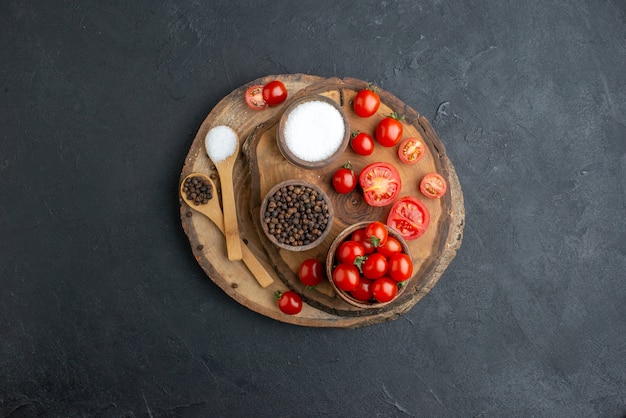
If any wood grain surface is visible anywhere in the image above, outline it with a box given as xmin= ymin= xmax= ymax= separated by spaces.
xmin=179 ymin=74 xmax=465 ymax=327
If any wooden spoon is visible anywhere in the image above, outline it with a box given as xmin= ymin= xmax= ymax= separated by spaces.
xmin=205 ymin=126 xmax=243 ymax=261
xmin=180 ymin=173 xmax=274 ymax=288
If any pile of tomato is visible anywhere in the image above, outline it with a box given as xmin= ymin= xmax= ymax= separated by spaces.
xmin=330 ymin=221 xmax=413 ymax=304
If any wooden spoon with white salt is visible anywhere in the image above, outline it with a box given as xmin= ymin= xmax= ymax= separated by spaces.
xmin=205 ymin=125 xmax=243 ymax=261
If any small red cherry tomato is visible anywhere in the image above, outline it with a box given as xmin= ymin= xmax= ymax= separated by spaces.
xmin=332 ymin=162 xmax=357 ymax=194
xmin=372 ymin=277 xmax=398 ymax=303
xmin=353 ymin=86 xmax=381 ymax=117
xmin=420 ymin=172 xmax=448 ymax=199
xmin=332 ymin=263 xmax=361 ymax=291
xmin=245 ymin=84 xmax=267 ymax=110
xmin=298 ymin=258 xmax=325 ymax=287
xmin=365 ymin=221 xmax=388 ymax=248
xmin=350 ymin=131 xmax=375 ymax=156
xmin=377 ymin=236 xmax=403 ymax=258
xmin=350 ymin=278 xmax=374 ymax=302
xmin=397 ymin=137 xmax=426 ymax=164
xmin=262 ymin=80 xmax=288 ymax=106
xmin=388 ymin=253 xmax=413 ymax=282
xmin=361 ymin=253 xmax=389 ymax=279
xmin=375 ymin=113 xmax=404 ymax=147
xmin=336 ymin=240 xmax=366 ymax=264
xmin=276 ymin=291 xmax=302 ymax=315
xmin=351 ymin=228 xmax=376 ymax=254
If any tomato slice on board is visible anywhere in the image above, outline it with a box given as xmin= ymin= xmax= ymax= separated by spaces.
xmin=244 ymin=84 xmax=267 ymax=110
xmin=398 ymin=137 xmax=426 ymax=165
xmin=359 ymin=162 xmax=402 ymax=207
xmin=419 ymin=172 xmax=447 ymax=199
xmin=386 ymin=196 xmax=430 ymax=240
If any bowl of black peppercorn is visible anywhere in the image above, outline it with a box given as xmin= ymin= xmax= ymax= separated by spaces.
xmin=260 ymin=180 xmax=334 ymax=252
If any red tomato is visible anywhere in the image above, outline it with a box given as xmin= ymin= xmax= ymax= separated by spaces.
xmin=332 ymin=263 xmax=361 ymax=291
xmin=361 ymin=253 xmax=389 ymax=279
xmin=332 ymin=163 xmax=357 ymax=194
xmin=375 ymin=113 xmax=404 ymax=147
xmin=377 ymin=236 xmax=403 ymax=258
xmin=350 ymin=278 xmax=374 ymax=302
xmin=398 ymin=137 xmax=426 ymax=165
xmin=245 ymin=84 xmax=267 ymax=110
xmin=372 ymin=277 xmax=398 ymax=303
xmin=350 ymin=131 xmax=375 ymax=156
xmin=276 ymin=291 xmax=302 ymax=315
xmin=365 ymin=221 xmax=388 ymax=248
xmin=353 ymin=87 xmax=380 ymax=117
xmin=336 ymin=240 xmax=366 ymax=264
xmin=262 ymin=80 xmax=288 ymax=106
xmin=388 ymin=253 xmax=413 ymax=282
xmin=351 ymin=228 xmax=375 ymax=254
xmin=420 ymin=172 xmax=448 ymax=199
xmin=359 ymin=162 xmax=402 ymax=207
xmin=387 ymin=196 xmax=430 ymax=240
xmin=298 ymin=258 xmax=325 ymax=287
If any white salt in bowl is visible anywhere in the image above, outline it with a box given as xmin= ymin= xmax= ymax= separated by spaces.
xmin=277 ymin=95 xmax=350 ymax=170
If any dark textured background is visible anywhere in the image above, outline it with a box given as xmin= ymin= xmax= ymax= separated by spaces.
xmin=1 ymin=1 xmax=625 ymax=417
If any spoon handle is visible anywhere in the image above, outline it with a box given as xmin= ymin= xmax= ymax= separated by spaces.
xmin=186 ymin=201 xmax=274 ymax=288
xmin=206 ymin=211 xmax=274 ymax=288
xmin=217 ymin=170 xmax=243 ymax=261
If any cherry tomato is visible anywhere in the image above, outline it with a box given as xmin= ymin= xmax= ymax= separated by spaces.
xmin=332 ymin=263 xmax=361 ymax=291
xmin=276 ymin=291 xmax=303 ymax=315
xmin=350 ymin=131 xmax=375 ymax=156
xmin=336 ymin=240 xmax=366 ymax=264
xmin=361 ymin=253 xmax=389 ymax=279
xmin=372 ymin=277 xmax=398 ymax=303
xmin=375 ymin=113 xmax=404 ymax=147
xmin=262 ymin=80 xmax=288 ymax=106
xmin=353 ymin=86 xmax=380 ymax=117
xmin=377 ymin=236 xmax=403 ymax=258
xmin=387 ymin=196 xmax=430 ymax=240
xmin=359 ymin=162 xmax=402 ymax=207
xmin=351 ymin=228 xmax=376 ymax=254
xmin=332 ymin=162 xmax=357 ymax=194
xmin=398 ymin=137 xmax=426 ymax=165
xmin=298 ymin=258 xmax=325 ymax=287
xmin=388 ymin=253 xmax=413 ymax=282
xmin=245 ymin=84 xmax=267 ymax=110
xmin=350 ymin=278 xmax=374 ymax=302
xmin=365 ymin=221 xmax=388 ymax=248
xmin=420 ymin=172 xmax=448 ymax=199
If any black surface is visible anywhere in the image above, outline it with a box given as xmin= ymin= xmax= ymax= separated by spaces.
xmin=2 ymin=1 xmax=625 ymax=416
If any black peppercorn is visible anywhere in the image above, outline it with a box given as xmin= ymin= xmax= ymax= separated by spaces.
xmin=263 ymin=184 xmax=330 ymax=247
xmin=182 ymin=176 xmax=213 ymax=205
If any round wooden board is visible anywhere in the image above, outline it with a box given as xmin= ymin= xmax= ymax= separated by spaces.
xmin=179 ymin=74 xmax=464 ymax=328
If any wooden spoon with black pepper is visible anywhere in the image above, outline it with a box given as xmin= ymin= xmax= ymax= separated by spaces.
xmin=180 ymin=173 xmax=274 ymax=288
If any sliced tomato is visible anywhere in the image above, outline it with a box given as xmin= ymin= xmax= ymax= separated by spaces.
xmin=398 ymin=137 xmax=426 ymax=165
xmin=386 ymin=196 xmax=430 ymax=240
xmin=420 ymin=172 xmax=447 ymax=199
xmin=244 ymin=84 xmax=267 ymax=110
xmin=359 ymin=162 xmax=402 ymax=207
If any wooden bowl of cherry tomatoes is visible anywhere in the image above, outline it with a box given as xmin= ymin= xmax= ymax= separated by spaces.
xmin=326 ymin=221 xmax=413 ymax=309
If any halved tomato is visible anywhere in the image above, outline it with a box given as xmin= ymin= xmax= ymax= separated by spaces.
xmin=359 ymin=162 xmax=402 ymax=207
xmin=398 ymin=137 xmax=426 ymax=165
xmin=386 ymin=196 xmax=430 ymax=240
xmin=420 ymin=172 xmax=447 ymax=199
xmin=244 ymin=84 xmax=267 ymax=110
